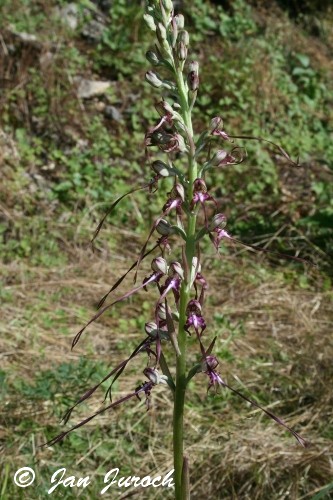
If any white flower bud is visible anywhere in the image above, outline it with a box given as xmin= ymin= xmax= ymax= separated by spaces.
xmin=152 ymin=160 xmax=173 ymax=177
xmin=145 ymin=71 xmax=163 ymax=88
xmin=162 ymin=0 xmax=173 ymax=13
xmin=174 ymin=133 xmax=187 ymax=152
xmin=156 ymin=219 xmax=174 ymax=236
xmin=157 ymin=22 xmax=167 ymax=40
xmin=187 ymin=61 xmax=199 ymax=91
xmin=174 ymin=14 xmax=185 ymax=29
xmin=145 ymin=321 xmax=158 ymax=336
xmin=157 ymin=303 xmax=167 ymax=320
xmin=151 ymin=256 xmax=168 ymax=274
xmin=208 ymin=213 xmax=227 ymax=231
xmin=179 ymin=30 xmax=189 ymax=46
xmin=143 ymin=13 xmax=156 ymax=31
xmin=177 ymin=41 xmax=187 ymax=61
xmin=144 ymin=367 xmax=168 ymax=385
xmin=211 ymin=150 xmax=228 ymax=166
xmin=192 ymin=256 xmax=201 ymax=275
xmin=211 ymin=117 xmax=223 ymax=132
xmin=168 ymin=261 xmax=184 ymax=279
xmin=146 ymin=50 xmax=161 ymax=66
xmin=189 ymin=60 xmax=199 ymax=73
xmin=175 ymin=183 xmax=185 ymax=201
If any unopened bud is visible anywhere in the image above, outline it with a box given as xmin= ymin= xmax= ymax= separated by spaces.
xmin=189 ymin=61 xmax=199 ymax=73
xmin=146 ymin=50 xmax=161 ymax=66
xmin=145 ymin=71 xmax=163 ymax=88
xmin=193 ymin=178 xmax=207 ymax=192
xmin=179 ymin=30 xmax=189 ymax=46
xmin=186 ymin=299 xmax=202 ymax=315
xmin=145 ymin=321 xmax=169 ymax=340
xmin=210 ymin=116 xmax=222 ymax=131
xmin=174 ymin=14 xmax=185 ymax=29
xmin=211 ymin=150 xmax=228 ymax=166
xmin=174 ymin=133 xmax=187 ymax=152
xmin=156 ymin=219 xmax=174 ymax=236
xmin=157 ymin=303 xmax=167 ymax=320
xmin=171 ymin=16 xmax=178 ymax=47
xmin=177 ymin=41 xmax=187 ymax=61
xmin=192 ymin=256 xmax=201 ymax=274
xmin=162 ymin=0 xmax=173 ymax=12
xmin=188 ymin=71 xmax=199 ymax=91
xmin=157 ymin=22 xmax=167 ymax=41
xmin=187 ymin=61 xmax=199 ymax=91
xmin=145 ymin=321 xmax=158 ymax=336
xmin=152 ymin=160 xmax=174 ymax=177
xmin=143 ymin=13 xmax=156 ymax=31
xmin=155 ymin=100 xmax=174 ymax=117
xmin=168 ymin=261 xmax=184 ymax=280
xmin=208 ymin=213 xmax=227 ymax=231
xmin=174 ymin=183 xmax=185 ymax=201
xmin=144 ymin=367 xmax=168 ymax=385
xmin=151 ymin=256 xmax=168 ymax=274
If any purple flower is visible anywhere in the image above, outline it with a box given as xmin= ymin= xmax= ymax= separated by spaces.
xmin=200 ymin=353 xmax=308 ymax=447
xmin=163 ymin=196 xmax=182 ymax=214
xmin=159 ymin=275 xmax=182 ymax=304
xmin=201 ymin=355 xmax=225 ymax=391
xmin=191 ymin=178 xmax=218 ymax=225
xmin=145 ymin=126 xmax=187 ymax=153
xmin=209 ymin=227 xmax=232 ymax=251
xmin=210 ymin=116 xmax=230 ymax=141
xmin=43 ymin=366 xmax=169 ymax=446
xmin=185 ymin=299 xmax=206 ymax=337
xmin=211 ymin=147 xmax=245 ymax=167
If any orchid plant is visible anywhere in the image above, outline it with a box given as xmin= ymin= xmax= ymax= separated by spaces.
xmin=46 ymin=1 xmax=311 ymax=498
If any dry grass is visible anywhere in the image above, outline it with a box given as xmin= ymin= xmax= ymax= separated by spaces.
xmin=1 ymin=224 xmax=332 ymax=499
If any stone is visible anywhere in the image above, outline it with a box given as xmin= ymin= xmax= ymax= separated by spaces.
xmin=75 ymin=77 xmax=112 ymax=99
xmin=104 ymin=105 xmax=122 ymax=122
xmin=81 ymin=19 xmax=105 ymax=42
xmin=59 ymin=3 xmax=79 ymax=30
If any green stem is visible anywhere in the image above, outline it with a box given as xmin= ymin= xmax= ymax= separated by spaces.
xmin=173 ymin=65 xmax=197 ymax=500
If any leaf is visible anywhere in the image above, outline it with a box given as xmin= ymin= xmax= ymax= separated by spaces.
xmin=71 ymin=273 xmax=158 ymax=348
xmin=186 ymin=364 xmax=202 ymax=384
xmin=295 ymin=53 xmax=310 ymax=68
xmin=97 ymin=243 xmax=159 ymax=309
xmin=159 ymin=352 xmax=175 ymax=392
xmin=43 ymin=383 xmax=153 ymax=447
xmin=91 ymin=182 xmax=152 ymax=246
xmin=215 ymin=377 xmax=309 ymax=447
xmin=311 ymin=482 xmax=333 ymax=500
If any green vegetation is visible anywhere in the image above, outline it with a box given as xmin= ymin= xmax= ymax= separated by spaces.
xmin=1 ymin=1 xmax=332 ymax=498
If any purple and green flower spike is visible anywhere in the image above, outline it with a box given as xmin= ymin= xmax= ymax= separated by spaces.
xmin=46 ymin=1 xmax=313 ymax=498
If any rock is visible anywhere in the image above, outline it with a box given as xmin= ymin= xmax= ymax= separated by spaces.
xmin=8 ymin=27 xmax=40 ymax=46
xmin=95 ymin=101 xmax=106 ymax=112
xmin=81 ymin=19 xmax=105 ymax=42
xmin=104 ymin=105 xmax=122 ymax=122
xmin=59 ymin=3 xmax=79 ymax=30
xmin=39 ymin=51 xmax=53 ymax=68
xmin=75 ymin=77 xmax=112 ymax=99
xmin=13 ymin=31 xmax=38 ymax=43
xmin=0 ymin=129 xmax=19 ymax=163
